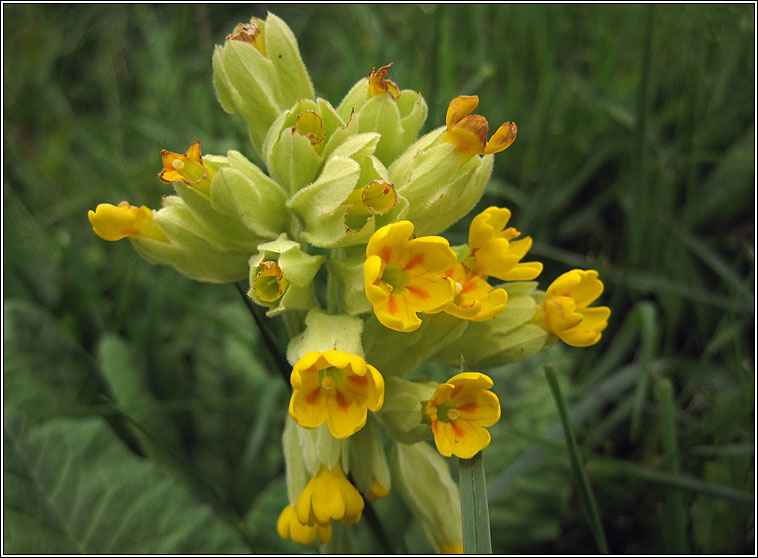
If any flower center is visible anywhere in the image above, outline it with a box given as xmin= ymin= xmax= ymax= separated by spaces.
xmin=172 ymin=159 xmax=185 ymax=171
xmin=318 ymin=367 xmax=346 ymax=390
xmin=254 ymin=261 xmax=288 ymax=302
xmin=435 ymin=400 xmax=460 ymax=423
xmin=381 ymin=264 xmax=409 ymax=293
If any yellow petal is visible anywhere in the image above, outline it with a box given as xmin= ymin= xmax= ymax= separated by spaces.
xmin=445 ymin=95 xmax=479 ymax=128
xmin=483 ymin=121 xmax=517 ymax=154
xmin=88 ymin=202 xmax=168 ymax=243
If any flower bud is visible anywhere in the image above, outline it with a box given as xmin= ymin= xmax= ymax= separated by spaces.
xmin=347 ymin=414 xmax=392 ymax=502
xmin=391 ymin=441 xmax=463 ymax=554
xmin=286 ymin=309 xmax=365 ymax=363
xmin=363 ymin=313 xmax=468 ymax=379
xmin=336 ymin=63 xmax=428 ymax=166
xmin=130 ymin=196 xmax=251 ymax=283
xmin=434 ymin=282 xmax=548 ymax=369
xmin=248 ymin=235 xmax=324 ymax=316
xmin=378 ymin=377 xmax=436 ymax=445
xmin=209 ymin=150 xmax=288 ymax=239
xmin=388 ymin=128 xmax=494 ymax=236
xmin=213 ymin=12 xmax=315 ymax=153
xmin=287 ymin=134 xmax=407 ymax=248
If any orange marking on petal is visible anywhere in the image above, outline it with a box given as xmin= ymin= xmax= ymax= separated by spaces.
xmin=387 ymin=294 xmax=398 ymax=315
xmin=460 ymin=279 xmax=479 ymax=295
xmin=378 ymin=245 xmax=392 ymax=263
xmin=348 ymin=374 xmax=368 ymax=386
xmin=405 ymin=285 xmax=429 ymax=299
xmin=452 ymin=422 xmax=465 ymax=438
xmin=306 ymin=387 xmax=321 ymax=405
xmin=403 ymin=254 xmax=424 ymax=271
xmin=432 ymin=422 xmax=438 ymax=435
xmin=335 ymin=390 xmax=350 ymax=410
xmin=457 ymin=402 xmax=478 ymax=412
xmin=451 ymin=385 xmax=464 ymax=398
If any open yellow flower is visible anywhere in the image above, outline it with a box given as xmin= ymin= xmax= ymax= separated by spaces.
xmin=277 ymin=504 xmax=332 ymax=545
xmin=465 ymin=206 xmax=542 ymax=281
xmin=158 ymin=140 xmax=215 ymax=194
xmin=443 ymin=262 xmax=508 ymax=321
xmin=295 ymin=466 xmax=364 ymax=527
xmin=442 ymin=95 xmax=517 ymax=165
xmin=364 ymin=221 xmax=457 ymax=332
xmin=425 ymin=372 xmax=501 ymax=459
xmin=88 ymin=201 xmax=168 ymax=242
xmin=534 ymin=269 xmax=610 ymax=347
xmin=289 ymin=350 xmax=384 ymax=439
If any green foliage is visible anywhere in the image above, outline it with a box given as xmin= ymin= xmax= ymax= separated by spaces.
xmin=3 ymin=3 xmax=753 ymax=554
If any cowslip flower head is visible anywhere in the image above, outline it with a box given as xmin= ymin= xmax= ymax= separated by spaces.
xmin=442 ymin=95 xmax=517 ymax=165
xmin=425 ymin=372 xmax=501 ymax=459
xmin=534 ymin=269 xmax=610 ymax=347
xmin=465 ymin=206 xmax=542 ymax=281
xmin=443 ymin=262 xmax=508 ymax=322
xmin=364 ymin=221 xmax=457 ymax=332
xmin=277 ymin=504 xmax=332 ymax=545
xmin=289 ymin=350 xmax=384 ymax=439
xmin=158 ymin=140 xmax=215 ymax=194
xmin=88 ymin=201 xmax=168 ymax=243
xmin=295 ymin=466 xmax=365 ymax=527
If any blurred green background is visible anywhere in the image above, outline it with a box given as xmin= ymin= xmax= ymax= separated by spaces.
xmin=3 ymin=3 xmax=754 ymax=554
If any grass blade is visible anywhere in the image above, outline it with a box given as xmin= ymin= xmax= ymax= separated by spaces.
xmin=459 ymin=452 xmax=492 ymax=554
xmin=544 ymin=365 xmax=609 ymax=554
xmin=654 ymin=377 xmax=689 ymax=553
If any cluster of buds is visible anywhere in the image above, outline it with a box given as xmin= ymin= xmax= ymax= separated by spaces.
xmin=88 ymin=12 xmax=610 ymax=553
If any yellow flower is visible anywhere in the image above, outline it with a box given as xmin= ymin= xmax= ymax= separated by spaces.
xmin=88 ymin=201 xmax=168 ymax=242
xmin=289 ymin=350 xmax=384 ymax=439
xmin=442 ymin=95 xmax=517 ymax=165
xmin=365 ymin=478 xmax=391 ymax=502
xmin=368 ymin=63 xmax=400 ymax=99
xmin=158 ymin=140 xmax=215 ymax=194
xmin=295 ymin=466 xmax=365 ymax=527
xmin=364 ymin=221 xmax=457 ymax=332
xmin=465 ymin=206 xmax=542 ymax=281
xmin=277 ymin=505 xmax=332 ymax=545
xmin=443 ymin=262 xmax=508 ymax=322
xmin=534 ymin=269 xmax=610 ymax=347
xmin=425 ymin=372 xmax=501 ymax=459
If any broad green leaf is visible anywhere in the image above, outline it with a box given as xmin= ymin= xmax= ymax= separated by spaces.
xmin=3 ymin=417 xmax=249 ymax=554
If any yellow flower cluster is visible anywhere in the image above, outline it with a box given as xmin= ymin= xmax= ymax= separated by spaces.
xmin=86 ymin=12 xmax=611 ymax=553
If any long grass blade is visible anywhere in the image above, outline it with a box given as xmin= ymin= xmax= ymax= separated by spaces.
xmin=459 ymin=452 xmax=492 ymax=554
xmin=544 ymin=365 xmax=609 ymax=554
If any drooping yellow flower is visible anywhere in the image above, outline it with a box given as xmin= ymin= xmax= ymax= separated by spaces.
xmin=88 ymin=201 xmax=168 ymax=243
xmin=158 ymin=140 xmax=215 ymax=194
xmin=368 ymin=63 xmax=400 ymax=99
xmin=364 ymin=221 xmax=457 ymax=332
xmin=465 ymin=206 xmax=542 ymax=281
xmin=295 ymin=466 xmax=365 ymax=527
xmin=289 ymin=350 xmax=384 ymax=439
xmin=442 ymin=95 xmax=517 ymax=165
xmin=277 ymin=504 xmax=332 ymax=545
xmin=443 ymin=262 xmax=508 ymax=321
xmin=534 ymin=269 xmax=610 ymax=347
xmin=425 ymin=372 xmax=501 ymax=459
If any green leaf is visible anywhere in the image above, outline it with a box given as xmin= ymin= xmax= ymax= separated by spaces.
xmin=3 ymin=417 xmax=249 ymax=554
